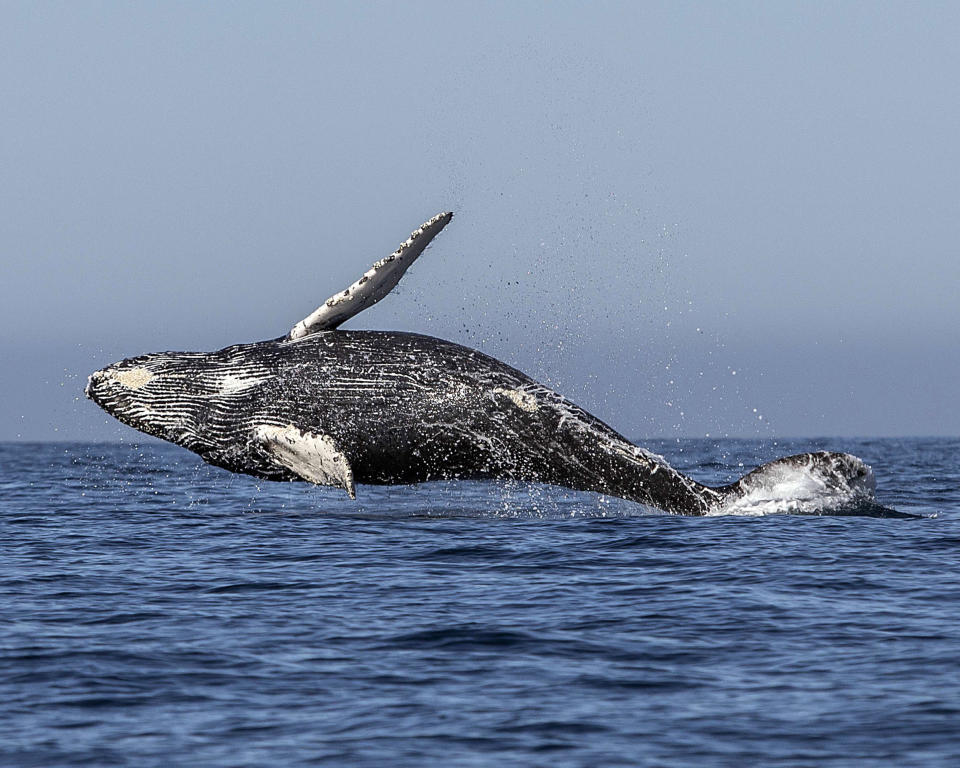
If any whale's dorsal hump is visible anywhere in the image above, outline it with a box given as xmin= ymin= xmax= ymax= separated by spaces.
xmin=289 ymin=211 xmax=453 ymax=339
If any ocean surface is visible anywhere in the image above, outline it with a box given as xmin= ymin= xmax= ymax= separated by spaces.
xmin=2 ymin=437 xmax=958 ymax=767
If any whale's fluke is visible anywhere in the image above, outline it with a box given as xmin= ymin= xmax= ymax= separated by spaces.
xmin=255 ymin=424 xmax=356 ymax=498
xmin=289 ymin=211 xmax=454 ymax=339
xmin=712 ymin=451 xmax=881 ymax=516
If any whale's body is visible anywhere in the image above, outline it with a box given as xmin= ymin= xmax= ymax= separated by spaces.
xmin=86 ymin=212 xmax=886 ymax=516
xmin=87 ymin=330 xmax=728 ymax=514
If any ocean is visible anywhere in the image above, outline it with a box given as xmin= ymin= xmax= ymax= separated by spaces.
xmin=1 ymin=437 xmax=958 ymax=766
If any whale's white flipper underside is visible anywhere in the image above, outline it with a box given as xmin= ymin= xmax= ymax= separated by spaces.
xmin=255 ymin=424 xmax=356 ymax=498
xmin=289 ymin=211 xmax=454 ymax=339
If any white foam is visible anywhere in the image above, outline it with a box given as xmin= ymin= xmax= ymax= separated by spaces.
xmin=712 ymin=455 xmax=876 ymax=516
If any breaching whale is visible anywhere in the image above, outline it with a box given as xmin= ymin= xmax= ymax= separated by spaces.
xmin=86 ymin=212 xmax=884 ymax=516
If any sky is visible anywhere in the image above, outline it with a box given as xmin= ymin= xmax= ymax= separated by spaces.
xmin=2 ymin=1 xmax=958 ymax=441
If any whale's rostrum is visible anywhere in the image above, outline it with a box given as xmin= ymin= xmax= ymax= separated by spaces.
xmin=86 ymin=212 xmax=885 ymax=516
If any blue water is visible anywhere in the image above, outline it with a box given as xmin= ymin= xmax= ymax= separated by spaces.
xmin=2 ymin=438 xmax=959 ymax=766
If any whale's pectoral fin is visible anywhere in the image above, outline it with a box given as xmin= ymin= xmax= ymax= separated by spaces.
xmin=255 ymin=424 xmax=357 ymax=499
xmin=289 ymin=211 xmax=454 ymax=339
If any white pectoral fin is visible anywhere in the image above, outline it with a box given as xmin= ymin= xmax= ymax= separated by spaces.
xmin=255 ymin=425 xmax=357 ymax=499
xmin=289 ymin=211 xmax=453 ymax=339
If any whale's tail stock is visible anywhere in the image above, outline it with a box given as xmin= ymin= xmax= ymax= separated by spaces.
xmin=707 ymin=450 xmax=913 ymax=518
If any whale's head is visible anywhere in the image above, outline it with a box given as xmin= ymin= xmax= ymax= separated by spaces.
xmin=85 ymin=352 xmax=219 ymax=449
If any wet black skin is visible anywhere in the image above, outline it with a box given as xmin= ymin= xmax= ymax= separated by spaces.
xmin=87 ymin=330 xmax=726 ymax=514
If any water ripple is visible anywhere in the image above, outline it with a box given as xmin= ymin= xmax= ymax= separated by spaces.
xmin=0 ymin=439 xmax=958 ymax=767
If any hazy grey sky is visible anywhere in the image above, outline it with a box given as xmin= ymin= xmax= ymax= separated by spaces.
xmin=2 ymin=1 xmax=958 ymax=440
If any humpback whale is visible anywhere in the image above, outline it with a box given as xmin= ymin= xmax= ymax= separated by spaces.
xmin=86 ymin=212 xmax=884 ymax=516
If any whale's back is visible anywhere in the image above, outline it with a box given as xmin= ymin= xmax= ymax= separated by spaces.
xmin=256 ymin=331 xmax=631 ymax=485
